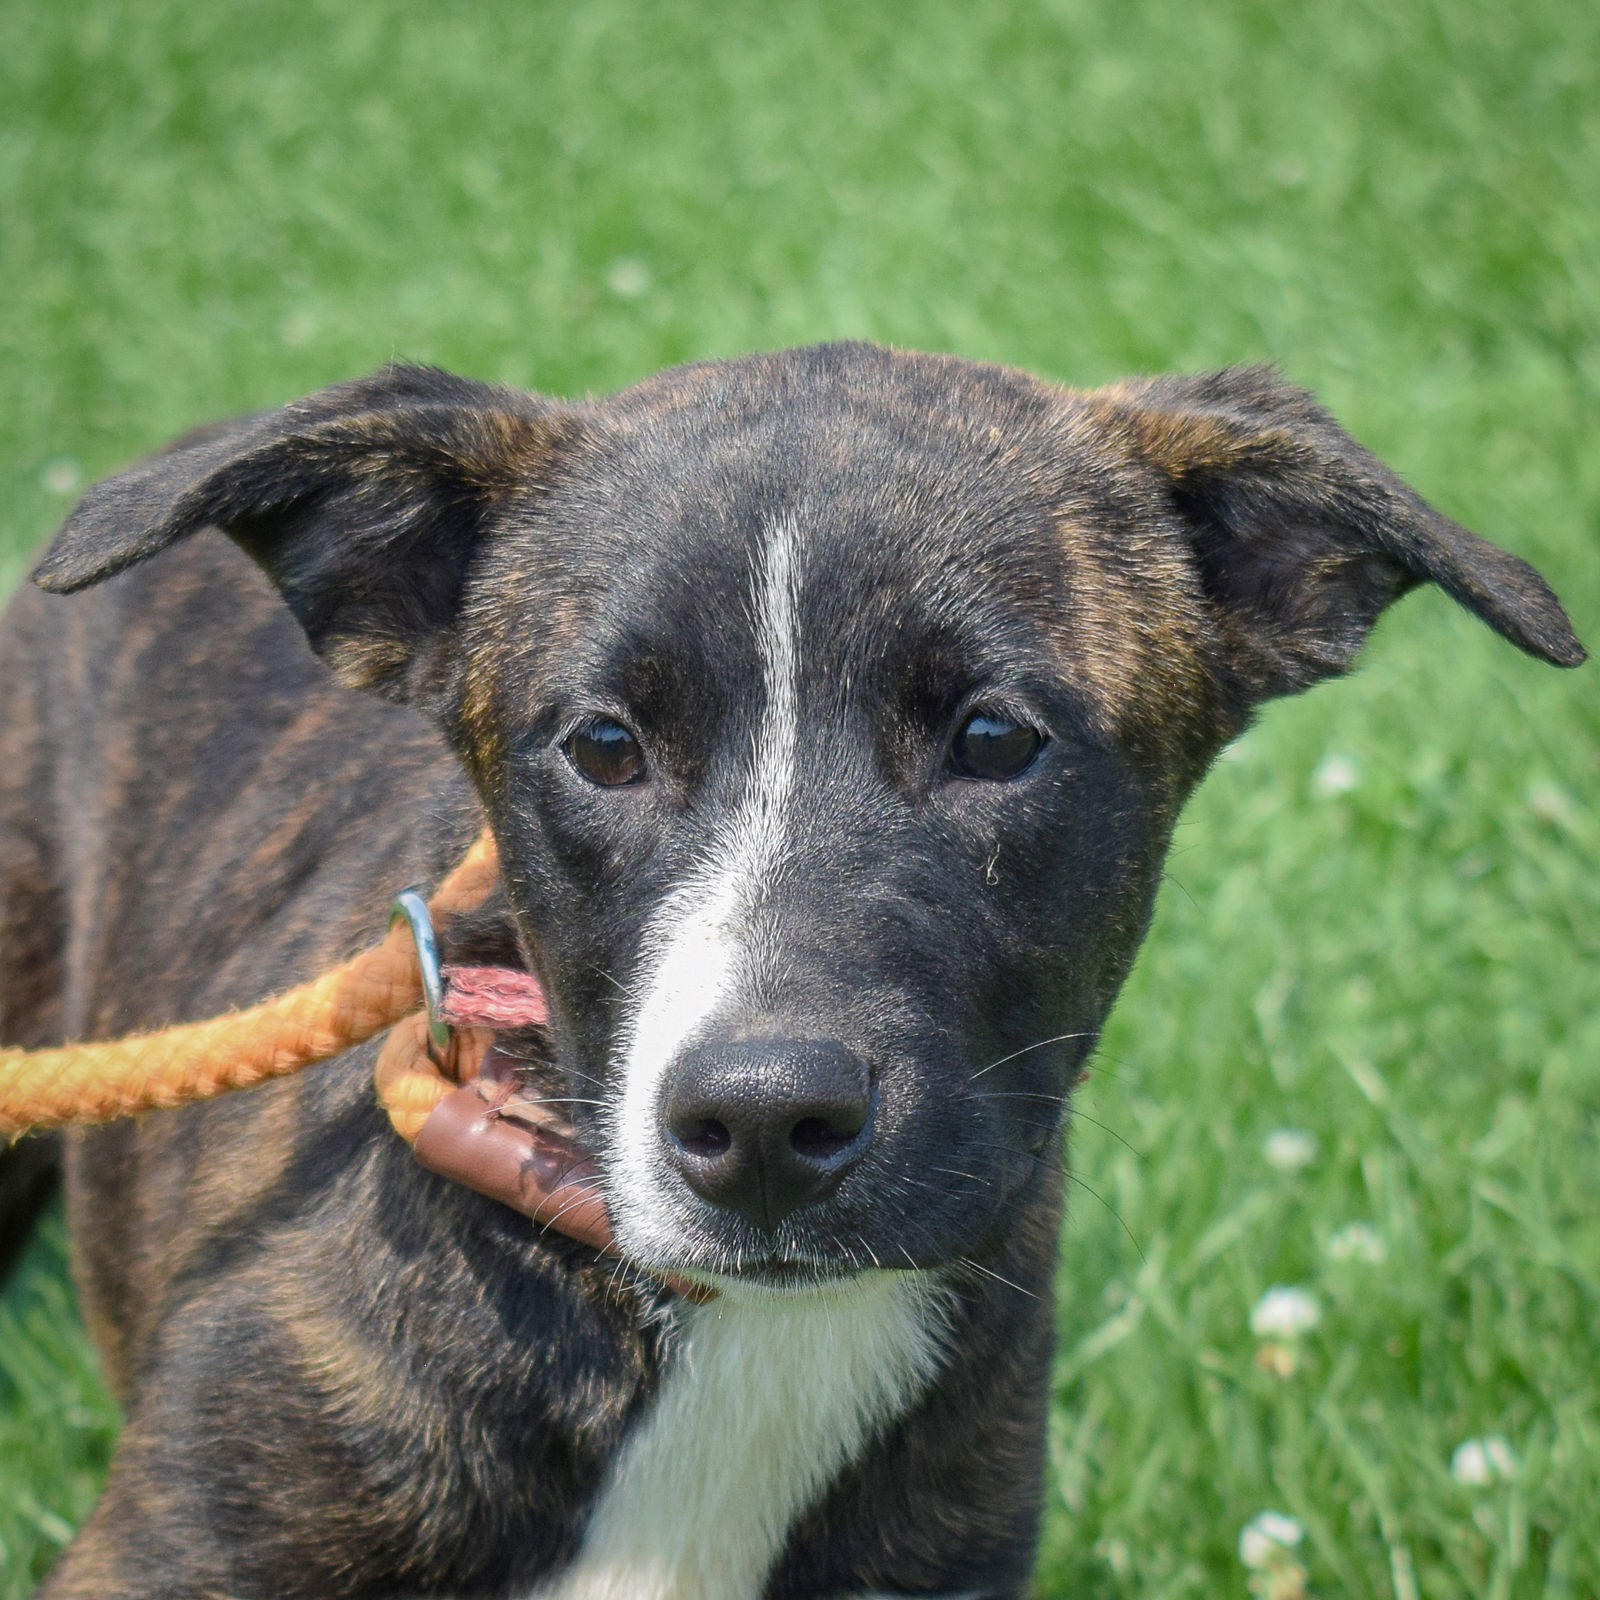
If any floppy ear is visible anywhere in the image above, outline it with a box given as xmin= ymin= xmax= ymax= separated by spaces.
xmin=1092 ymin=366 xmax=1585 ymax=702
xmin=32 ymin=365 xmax=577 ymax=703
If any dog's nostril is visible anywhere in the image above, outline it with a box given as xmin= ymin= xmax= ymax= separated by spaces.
xmin=789 ymin=1114 xmax=863 ymax=1161
xmin=676 ymin=1117 xmax=732 ymax=1159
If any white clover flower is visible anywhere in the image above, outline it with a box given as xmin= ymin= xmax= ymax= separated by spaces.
xmin=1311 ymin=753 xmax=1359 ymax=796
xmin=1326 ymin=1222 xmax=1387 ymax=1263
xmin=1250 ymin=1286 xmax=1322 ymax=1339
xmin=1526 ymin=782 xmax=1576 ymax=828
xmin=277 ymin=308 xmax=317 ymax=347
xmin=40 ymin=457 xmax=83 ymax=496
xmin=1239 ymin=1510 xmax=1305 ymax=1568
xmin=1263 ymin=1127 xmax=1317 ymax=1173
xmin=605 ymin=257 xmax=652 ymax=297
xmin=1451 ymin=1435 xmax=1518 ymax=1486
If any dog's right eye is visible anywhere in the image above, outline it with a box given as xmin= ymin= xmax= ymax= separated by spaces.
xmin=565 ymin=719 xmax=647 ymax=786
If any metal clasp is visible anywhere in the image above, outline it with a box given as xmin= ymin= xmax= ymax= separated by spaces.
xmin=389 ymin=888 xmax=452 ymax=1066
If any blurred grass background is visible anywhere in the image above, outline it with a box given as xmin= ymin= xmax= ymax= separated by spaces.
xmin=0 ymin=0 xmax=1595 ymax=1594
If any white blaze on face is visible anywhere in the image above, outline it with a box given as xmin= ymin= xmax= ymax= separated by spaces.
xmin=608 ymin=513 xmax=803 ymax=1263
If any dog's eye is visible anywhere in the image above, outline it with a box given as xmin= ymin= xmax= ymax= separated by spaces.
xmin=565 ymin=719 xmax=647 ymax=786
xmin=949 ymin=711 xmax=1045 ymax=781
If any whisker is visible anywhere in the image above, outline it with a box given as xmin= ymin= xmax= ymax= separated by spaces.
xmin=957 ymin=1257 xmax=1038 ymax=1300
xmin=825 ymin=1229 xmax=866 ymax=1276
xmin=969 ymin=1033 xmax=1093 ymax=1081
xmin=964 ymin=1090 xmax=1072 ymax=1105
xmin=1066 ymin=1109 xmax=1145 ymax=1160
xmin=1060 ymin=1170 xmax=1147 ymax=1264
xmin=533 ymin=1185 xmax=606 ymax=1239
xmin=971 ymin=1138 xmax=1038 ymax=1159
xmin=1077 ymin=1050 xmax=1143 ymax=1088
xmin=892 ymin=1172 xmax=965 ymax=1205
xmin=968 ymin=1091 xmax=1144 ymax=1160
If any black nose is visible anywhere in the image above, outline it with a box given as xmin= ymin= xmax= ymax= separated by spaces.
xmin=660 ymin=1039 xmax=873 ymax=1231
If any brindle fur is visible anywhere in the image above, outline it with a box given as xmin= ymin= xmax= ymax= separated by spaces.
xmin=0 ymin=343 xmax=1582 ymax=1599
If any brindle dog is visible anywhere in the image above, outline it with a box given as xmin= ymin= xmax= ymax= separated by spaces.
xmin=0 ymin=345 xmax=1583 ymax=1599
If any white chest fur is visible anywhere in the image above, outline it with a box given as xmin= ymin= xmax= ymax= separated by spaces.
xmin=536 ymin=1274 xmax=945 ymax=1600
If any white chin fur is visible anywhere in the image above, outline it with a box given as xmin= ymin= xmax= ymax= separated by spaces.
xmin=535 ymin=1273 xmax=948 ymax=1600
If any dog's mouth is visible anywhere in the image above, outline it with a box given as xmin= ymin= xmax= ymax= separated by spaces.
xmin=677 ymin=1254 xmax=863 ymax=1296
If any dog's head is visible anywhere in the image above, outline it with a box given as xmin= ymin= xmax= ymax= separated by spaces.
xmin=38 ymin=344 xmax=1584 ymax=1291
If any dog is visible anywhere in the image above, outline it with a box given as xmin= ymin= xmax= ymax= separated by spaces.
xmin=0 ymin=343 xmax=1583 ymax=1599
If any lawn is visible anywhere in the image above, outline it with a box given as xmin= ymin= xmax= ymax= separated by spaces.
xmin=0 ymin=1 xmax=1595 ymax=1595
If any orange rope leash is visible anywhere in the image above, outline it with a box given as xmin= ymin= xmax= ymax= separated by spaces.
xmin=0 ymin=832 xmax=499 ymax=1140
xmin=1 ymin=830 xmax=711 ymax=1297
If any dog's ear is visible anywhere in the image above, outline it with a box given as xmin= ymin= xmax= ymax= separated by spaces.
xmin=1090 ymin=366 xmax=1585 ymax=702
xmin=33 ymin=365 xmax=577 ymax=703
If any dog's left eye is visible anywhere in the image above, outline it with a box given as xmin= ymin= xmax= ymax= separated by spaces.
xmin=949 ymin=711 xmax=1045 ymax=781
xmin=565 ymin=718 xmax=647 ymax=786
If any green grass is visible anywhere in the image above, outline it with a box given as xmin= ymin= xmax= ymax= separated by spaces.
xmin=1 ymin=0 xmax=1595 ymax=1594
